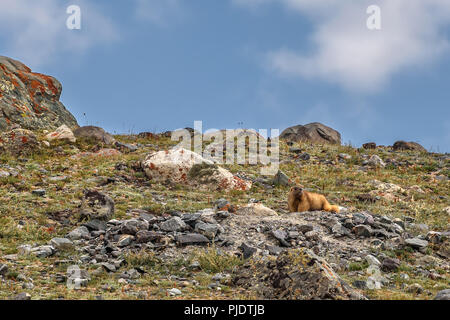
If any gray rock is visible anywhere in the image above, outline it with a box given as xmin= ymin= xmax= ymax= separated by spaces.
xmin=353 ymin=225 xmax=373 ymax=238
xmin=67 ymin=226 xmax=90 ymax=240
xmin=136 ymin=230 xmax=162 ymax=243
xmin=117 ymin=235 xmax=134 ymax=247
xmin=298 ymin=224 xmax=314 ymax=234
xmin=194 ymin=222 xmax=220 ymax=239
xmin=280 ymin=122 xmax=341 ymax=145
xmin=381 ymin=258 xmax=401 ymax=272
xmin=265 ymin=245 xmax=283 ymax=256
xmin=114 ymin=141 xmax=138 ymax=152
xmin=160 ymin=217 xmax=187 ymax=232
xmin=271 ymin=229 xmax=290 ymax=247
xmin=434 ymin=289 xmax=450 ymax=300
xmin=31 ymin=245 xmax=55 ymax=258
xmin=32 ymin=189 xmax=46 ymax=197
xmin=367 ymin=155 xmax=386 ymax=167
xmin=50 ymin=238 xmax=74 ymax=251
xmin=83 ymin=219 xmax=107 ymax=231
xmin=73 ymin=126 xmax=116 ymax=145
xmin=176 ymin=233 xmax=210 ymax=246
xmin=100 ymin=263 xmax=116 ymax=273
xmin=272 ymin=170 xmax=290 ymax=186
xmin=121 ymin=219 xmax=149 ymax=235
xmin=365 ymin=255 xmax=381 ymax=267
xmin=239 ymin=242 xmax=257 ymax=259
xmin=405 ymin=238 xmax=428 ymax=249
xmin=167 ymin=288 xmax=182 ymax=296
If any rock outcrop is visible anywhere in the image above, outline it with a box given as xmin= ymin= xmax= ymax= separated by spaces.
xmin=73 ymin=126 xmax=116 ymax=145
xmin=393 ymin=141 xmax=427 ymax=153
xmin=280 ymin=122 xmax=341 ymax=145
xmin=0 ymin=56 xmax=78 ymax=131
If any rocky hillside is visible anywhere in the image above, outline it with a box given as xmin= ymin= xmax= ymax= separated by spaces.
xmin=0 ymin=56 xmax=78 ymax=132
xmin=0 ymin=124 xmax=448 ymax=300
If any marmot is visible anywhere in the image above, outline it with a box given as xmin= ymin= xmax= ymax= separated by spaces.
xmin=288 ymin=185 xmax=340 ymax=213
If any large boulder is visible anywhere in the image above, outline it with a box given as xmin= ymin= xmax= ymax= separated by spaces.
xmin=392 ymin=141 xmax=427 ymax=153
xmin=280 ymin=122 xmax=341 ymax=145
xmin=73 ymin=126 xmax=116 ymax=145
xmin=45 ymin=125 xmax=76 ymax=143
xmin=232 ymin=249 xmax=365 ymax=300
xmin=141 ymin=148 xmax=252 ymax=191
xmin=0 ymin=56 xmax=78 ymax=131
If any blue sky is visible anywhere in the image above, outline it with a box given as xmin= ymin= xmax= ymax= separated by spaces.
xmin=1 ymin=0 xmax=449 ymax=152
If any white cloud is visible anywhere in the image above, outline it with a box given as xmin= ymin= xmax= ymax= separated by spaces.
xmin=235 ymin=0 xmax=450 ymax=92
xmin=0 ymin=0 xmax=118 ymax=66
xmin=134 ymin=0 xmax=185 ymax=27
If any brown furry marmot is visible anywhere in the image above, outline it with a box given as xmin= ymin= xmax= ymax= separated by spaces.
xmin=288 ymin=185 xmax=340 ymax=213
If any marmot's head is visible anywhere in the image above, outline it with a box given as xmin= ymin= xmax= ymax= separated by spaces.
xmin=290 ymin=185 xmax=304 ymax=198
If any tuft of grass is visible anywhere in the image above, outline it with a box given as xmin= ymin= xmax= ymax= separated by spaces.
xmin=193 ymin=245 xmax=244 ymax=274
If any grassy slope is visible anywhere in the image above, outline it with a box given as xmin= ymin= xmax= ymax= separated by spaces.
xmin=0 ymin=133 xmax=448 ymax=300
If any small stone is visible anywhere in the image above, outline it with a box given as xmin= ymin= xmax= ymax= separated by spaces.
xmin=239 ymin=242 xmax=257 ymax=259
xmin=67 ymin=226 xmax=90 ymax=240
xmin=32 ymin=189 xmax=46 ymax=197
xmin=176 ymin=233 xmax=210 ymax=246
xmin=405 ymin=238 xmax=428 ymax=250
xmin=83 ymin=219 xmax=107 ymax=231
xmin=100 ymin=263 xmax=116 ymax=273
xmin=121 ymin=219 xmax=149 ymax=235
xmin=194 ymin=222 xmax=220 ymax=239
xmin=367 ymin=155 xmax=386 ymax=167
xmin=265 ymin=245 xmax=283 ymax=256
xmin=117 ymin=235 xmax=134 ymax=247
xmin=353 ymin=225 xmax=372 ymax=238
xmin=298 ymin=224 xmax=314 ymax=234
xmin=381 ymin=258 xmax=401 ymax=272
xmin=160 ymin=217 xmax=187 ymax=232
xmin=365 ymin=255 xmax=381 ymax=267
xmin=31 ymin=245 xmax=54 ymax=258
xmin=168 ymin=288 xmax=182 ymax=296
xmin=271 ymin=229 xmax=290 ymax=247
xmin=272 ymin=170 xmax=290 ymax=186
xmin=50 ymin=238 xmax=74 ymax=251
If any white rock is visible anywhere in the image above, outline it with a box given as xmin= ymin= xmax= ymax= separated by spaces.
xmin=45 ymin=125 xmax=76 ymax=143
xmin=141 ymin=148 xmax=251 ymax=191
xmin=236 ymin=203 xmax=278 ymax=217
